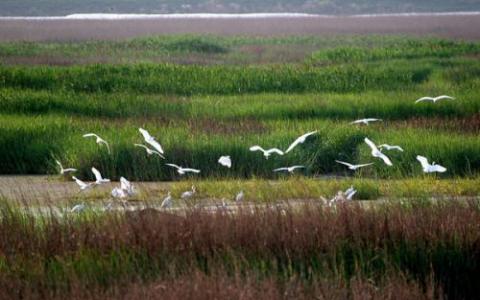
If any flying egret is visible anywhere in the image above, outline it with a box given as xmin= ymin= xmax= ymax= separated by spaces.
xmin=273 ymin=165 xmax=306 ymax=173
xmin=218 ymin=156 xmax=232 ymax=168
xmin=364 ymin=138 xmax=393 ymax=166
xmin=120 ymin=177 xmax=135 ymax=196
xmin=161 ymin=192 xmax=173 ymax=209
xmin=91 ymin=167 xmax=110 ymax=185
xmin=111 ymin=187 xmax=127 ymax=199
xmin=139 ymin=128 xmax=164 ymax=154
xmin=249 ymin=145 xmax=284 ymax=159
xmin=350 ymin=118 xmax=382 ymax=125
xmin=284 ymin=131 xmax=317 ymax=153
xmin=55 ymin=160 xmax=77 ymax=175
xmin=70 ymin=203 xmax=86 ymax=213
xmin=235 ymin=190 xmax=244 ymax=202
xmin=166 ymin=164 xmax=200 ymax=175
xmin=83 ymin=133 xmax=111 ymax=154
xmin=345 ymin=186 xmax=357 ymax=200
xmin=415 ymin=95 xmax=455 ymax=104
xmin=134 ymin=144 xmax=165 ymax=159
xmin=335 ymin=160 xmax=374 ymax=170
xmin=72 ymin=176 xmax=92 ymax=191
xmin=378 ymin=144 xmax=404 ymax=152
xmin=416 ymin=156 xmax=447 ymax=173
xmin=181 ymin=186 xmax=196 ymax=199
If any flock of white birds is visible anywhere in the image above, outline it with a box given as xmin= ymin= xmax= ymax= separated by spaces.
xmin=61 ymin=95 xmax=453 ymax=212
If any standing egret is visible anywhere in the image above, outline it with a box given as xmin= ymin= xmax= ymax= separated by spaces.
xmin=111 ymin=187 xmax=127 ymax=199
xmin=166 ymin=164 xmax=200 ymax=175
xmin=161 ymin=192 xmax=173 ymax=209
xmin=344 ymin=186 xmax=357 ymax=200
xmin=72 ymin=176 xmax=92 ymax=191
xmin=335 ymin=160 xmax=374 ymax=170
xmin=134 ymin=144 xmax=165 ymax=159
xmin=350 ymin=118 xmax=382 ymax=125
xmin=284 ymin=131 xmax=317 ymax=153
xmin=378 ymin=144 xmax=404 ymax=152
xmin=181 ymin=186 xmax=196 ymax=199
xmin=364 ymin=138 xmax=393 ymax=166
xmin=139 ymin=128 xmax=164 ymax=154
xmin=83 ymin=133 xmax=111 ymax=154
xmin=55 ymin=160 xmax=77 ymax=175
xmin=218 ymin=156 xmax=232 ymax=168
xmin=273 ymin=165 xmax=305 ymax=173
xmin=91 ymin=167 xmax=110 ymax=185
xmin=235 ymin=190 xmax=244 ymax=202
xmin=249 ymin=146 xmax=284 ymax=159
xmin=415 ymin=95 xmax=455 ymax=104
xmin=416 ymin=156 xmax=447 ymax=173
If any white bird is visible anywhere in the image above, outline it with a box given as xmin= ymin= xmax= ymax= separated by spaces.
xmin=161 ymin=192 xmax=173 ymax=209
xmin=55 ymin=160 xmax=77 ymax=174
xmin=350 ymin=118 xmax=382 ymax=125
xmin=415 ymin=95 xmax=455 ymax=104
xmin=364 ymin=138 xmax=393 ymax=166
xmin=273 ymin=165 xmax=306 ymax=173
xmin=235 ymin=190 xmax=244 ymax=202
xmin=345 ymin=186 xmax=357 ymax=200
xmin=181 ymin=186 xmax=196 ymax=199
xmin=70 ymin=203 xmax=86 ymax=213
xmin=335 ymin=160 xmax=374 ymax=170
xmin=416 ymin=155 xmax=447 ymax=173
xmin=72 ymin=176 xmax=92 ymax=190
xmin=166 ymin=164 xmax=200 ymax=175
xmin=111 ymin=187 xmax=128 ymax=199
xmin=83 ymin=133 xmax=111 ymax=154
xmin=284 ymin=131 xmax=317 ymax=153
xmin=378 ymin=144 xmax=404 ymax=152
xmin=91 ymin=167 xmax=110 ymax=185
xmin=139 ymin=128 xmax=164 ymax=154
xmin=134 ymin=144 xmax=165 ymax=159
xmin=120 ymin=177 xmax=135 ymax=196
xmin=218 ymin=156 xmax=232 ymax=168
xmin=249 ymin=145 xmax=284 ymax=159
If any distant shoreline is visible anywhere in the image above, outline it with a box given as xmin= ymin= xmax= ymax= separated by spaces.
xmin=1 ymin=12 xmax=480 ymax=20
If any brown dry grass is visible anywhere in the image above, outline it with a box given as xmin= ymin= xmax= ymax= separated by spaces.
xmin=394 ymin=113 xmax=480 ymax=133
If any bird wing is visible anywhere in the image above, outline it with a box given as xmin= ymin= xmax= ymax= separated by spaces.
xmin=432 ymin=164 xmax=447 ymax=173
xmin=152 ymin=151 xmax=165 ymax=159
xmin=273 ymin=167 xmax=289 ymax=172
xmin=166 ymin=163 xmax=181 ymax=169
xmin=120 ymin=177 xmax=130 ymax=190
xmin=350 ymin=119 xmax=363 ymax=124
xmin=415 ymin=97 xmax=434 ymax=103
xmin=291 ymin=165 xmax=305 ymax=170
xmin=91 ymin=167 xmax=103 ymax=181
xmin=139 ymin=128 xmax=152 ymax=140
xmin=285 ymin=139 xmax=301 ymax=153
xmin=63 ymin=168 xmax=77 ymax=173
xmin=266 ymin=148 xmax=284 ymax=155
xmin=367 ymin=118 xmax=381 ymax=122
xmin=83 ymin=133 xmax=98 ymax=138
xmin=335 ymin=160 xmax=353 ymax=168
xmin=377 ymin=152 xmax=393 ymax=166
xmin=182 ymin=168 xmax=200 ymax=173
xmin=393 ymin=146 xmax=404 ymax=152
xmin=55 ymin=160 xmax=62 ymax=168
xmin=72 ymin=176 xmax=88 ymax=188
xmin=364 ymin=138 xmax=379 ymax=152
xmin=435 ymin=95 xmax=455 ymax=101
xmin=249 ymin=145 xmax=264 ymax=152
xmin=416 ymin=156 xmax=430 ymax=169
xmin=356 ymin=163 xmax=374 ymax=168
xmin=146 ymin=139 xmax=164 ymax=154
xmin=134 ymin=143 xmax=148 ymax=150
xmin=346 ymin=190 xmax=357 ymax=200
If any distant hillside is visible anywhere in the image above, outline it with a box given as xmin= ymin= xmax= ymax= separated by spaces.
xmin=1 ymin=0 xmax=480 ymax=16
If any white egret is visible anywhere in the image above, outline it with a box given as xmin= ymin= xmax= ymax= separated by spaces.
xmin=415 ymin=95 xmax=455 ymax=104
xmin=70 ymin=203 xmax=85 ymax=213
xmin=91 ymin=167 xmax=110 ymax=185
xmin=249 ymin=145 xmax=284 ymax=159
xmin=284 ymin=131 xmax=317 ymax=153
xmin=120 ymin=177 xmax=135 ymax=196
xmin=273 ymin=165 xmax=305 ymax=173
xmin=416 ymin=155 xmax=447 ymax=173
xmin=139 ymin=128 xmax=164 ymax=154
xmin=83 ymin=133 xmax=111 ymax=154
xmin=345 ymin=186 xmax=357 ymax=200
xmin=350 ymin=118 xmax=382 ymax=125
xmin=72 ymin=176 xmax=92 ymax=190
xmin=364 ymin=138 xmax=393 ymax=166
xmin=181 ymin=186 xmax=196 ymax=199
xmin=378 ymin=144 xmax=404 ymax=152
xmin=218 ymin=156 xmax=232 ymax=168
xmin=166 ymin=164 xmax=200 ymax=175
xmin=161 ymin=192 xmax=173 ymax=209
xmin=134 ymin=144 xmax=165 ymax=159
xmin=55 ymin=160 xmax=77 ymax=175
xmin=335 ymin=160 xmax=373 ymax=170
xmin=111 ymin=187 xmax=127 ymax=199
xmin=235 ymin=190 xmax=244 ymax=202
